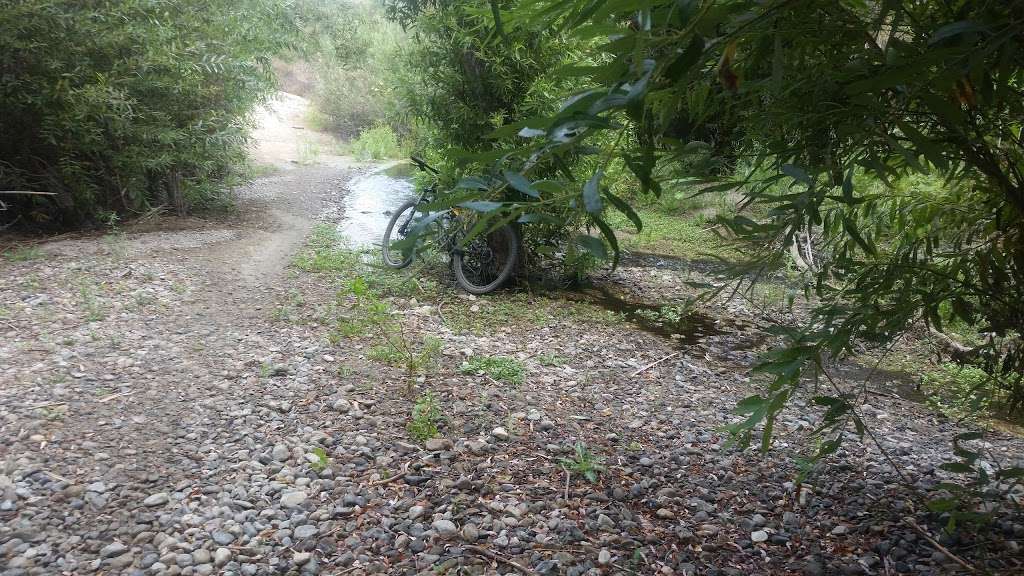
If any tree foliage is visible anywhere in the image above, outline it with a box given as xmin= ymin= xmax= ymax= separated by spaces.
xmin=0 ymin=0 xmax=298 ymax=227
xmin=402 ymin=0 xmax=1024 ymax=458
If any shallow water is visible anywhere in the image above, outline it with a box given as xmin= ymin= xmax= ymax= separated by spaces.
xmin=338 ymin=163 xmax=417 ymax=248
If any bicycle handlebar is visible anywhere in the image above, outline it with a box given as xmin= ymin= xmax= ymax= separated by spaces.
xmin=410 ymin=155 xmax=439 ymax=175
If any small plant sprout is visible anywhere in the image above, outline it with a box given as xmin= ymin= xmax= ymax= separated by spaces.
xmin=310 ymin=447 xmax=329 ymax=472
xmin=560 ymin=441 xmax=605 ymax=483
xmin=408 ymin=392 xmax=443 ymax=443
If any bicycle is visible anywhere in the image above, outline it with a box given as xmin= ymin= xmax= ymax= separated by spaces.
xmin=381 ymin=156 xmax=520 ymax=295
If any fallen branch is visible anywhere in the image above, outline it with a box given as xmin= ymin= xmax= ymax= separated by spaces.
xmin=367 ymin=472 xmax=407 ymax=487
xmin=42 ymin=470 xmax=71 ymax=483
xmin=464 ymin=545 xmax=537 ymax=575
xmin=630 ymin=352 xmax=680 ymax=377
xmin=97 ymin=391 xmax=136 ymax=403
xmin=27 ymin=401 xmax=67 ymax=410
xmin=903 ymin=517 xmax=976 ymax=573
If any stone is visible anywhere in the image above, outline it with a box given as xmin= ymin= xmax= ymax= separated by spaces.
xmin=408 ymin=505 xmax=426 ymax=520
xmin=272 ymin=443 xmax=289 ymax=462
xmin=214 ymin=548 xmax=231 ymax=567
xmin=432 ymin=519 xmax=458 ymax=538
xmin=143 ymin=492 xmax=169 ymax=507
xmin=294 ymin=552 xmax=312 ymax=565
xmin=424 ymin=438 xmax=451 ymax=451
xmin=281 ymin=490 xmax=308 ymax=508
xmin=461 ymin=524 xmax=478 ymax=542
xmin=294 ymin=525 xmax=318 ymax=539
xmin=598 ymin=549 xmax=612 ymax=565
xmin=491 ymin=427 xmax=510 ymax=441
xmin=100 ymin=542 xmax=128 ymax=558
xmin=211 ymin=530 xmax=235 ymax=546
xmin=751 ymin=530 xmax=769 ymax=543
xmin=193 ymin=548 xmax=211 ymax=565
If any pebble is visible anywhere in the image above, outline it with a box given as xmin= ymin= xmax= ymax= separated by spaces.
xmin=294 ymin=524 xmax=318 ymax=539
xmin=281 ymin=490 xmax=308 ymax=508
xmin=432 ymin=519 xmax=458 ymax=538
xmin=142 ymin=492 xmax=169 ymax=507
xmin=214 ymin=548 xmax=232 ymax=567
xmin=100 ymin=542 xmax=128 ymax=558
xmin=751 ymin=530 xmax=769 ymax=543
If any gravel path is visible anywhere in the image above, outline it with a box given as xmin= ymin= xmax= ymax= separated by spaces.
xmin=2 ymin=100 xmax=1023 ymax=575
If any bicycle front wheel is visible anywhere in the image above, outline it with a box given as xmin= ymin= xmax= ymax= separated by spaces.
xmin=381 ymin=199 xmax=418 ymax=269
xmin=452 ymin=223 xmax=520 ymax=294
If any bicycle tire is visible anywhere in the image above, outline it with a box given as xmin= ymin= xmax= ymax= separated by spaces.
xmin=452 ymin=223 xmax=520 ymax=294
xmin=381 ymin=199 xmax=418 ymax=269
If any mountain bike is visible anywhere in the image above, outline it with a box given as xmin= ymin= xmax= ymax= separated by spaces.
xmin=381 ymin=156 xmax=520 ymax=295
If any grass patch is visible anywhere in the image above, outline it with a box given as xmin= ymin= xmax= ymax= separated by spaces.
xmin=460 ymin=356 xmax=526 ymax=385
xmin=3 ymin=246 xmax=44 ymax=262
xmin=294 ymin=225 xmax=362 ymax=273
xmin=442 ymin=292 xmax=624 ymax=335
xmin=607 ymin=208 xmax=732 ymax=259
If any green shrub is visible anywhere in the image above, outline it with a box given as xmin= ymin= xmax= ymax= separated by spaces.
xmin=303 ymin=1 xmax=407 ymax=137
xmin=348 ymin=124 xmax=405 ymax=161
xmin=0 ymin=1 xmax=298 ymax=226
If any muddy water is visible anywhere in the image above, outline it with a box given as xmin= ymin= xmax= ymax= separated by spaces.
xmin=338 ymin=163 xmax=417 ymax=248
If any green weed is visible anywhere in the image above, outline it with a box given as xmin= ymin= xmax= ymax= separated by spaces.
xmin=559 ymin=442 xmax=605 ymax=483
xmin=408 ymin=392 xmax=443 ymax=443
xmin=460 ymin=356 xmax=525 ymax=385
xmin=310 ymin=447 xmax=330 ymax=472
xmin=77 ymin=281 xmax=105 ymax=322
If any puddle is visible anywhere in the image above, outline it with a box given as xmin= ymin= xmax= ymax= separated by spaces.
xmin=569 ymin=286 xmax=731 ymax=346
xmin=338 ymin=162 xmax=417 ymax=247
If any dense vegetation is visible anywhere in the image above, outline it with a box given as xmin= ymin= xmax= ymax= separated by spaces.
xmin=383 ymin=0 xmax=1024 ymax=516
xmin=0 ymin=0 xmax=299 ymax=227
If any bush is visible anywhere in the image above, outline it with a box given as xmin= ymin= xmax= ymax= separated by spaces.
xmin=0 ymin=1 xmax=299 ymax=227
xmin=313 ymin=68 xmax=389 ymax=138
xmin=301 ymin=1 xmax=407 ymax=137
xmin=348 ymin=124 xmax=406 ymax=161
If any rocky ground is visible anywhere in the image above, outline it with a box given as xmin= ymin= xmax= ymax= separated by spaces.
xmin=3 ymin=98 xmax=1024 ymax=576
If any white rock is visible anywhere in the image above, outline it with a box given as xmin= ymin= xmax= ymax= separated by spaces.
xmin=280 ymin=490 xmax=308 ymax=508
xmin=143 ymin=493 xmax=169 ymax=507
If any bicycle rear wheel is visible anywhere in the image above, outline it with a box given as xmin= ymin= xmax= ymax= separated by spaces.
xmin=452 ymin=223 xmax=520 ymax=294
